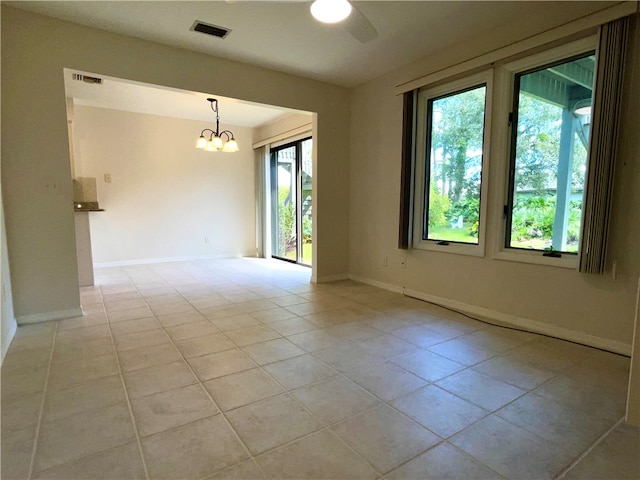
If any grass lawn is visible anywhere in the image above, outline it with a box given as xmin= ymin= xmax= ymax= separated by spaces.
xmin=429 ymin=225 xmax=477 ymax=244
xmin=430 ymin=225 xmax=579 ymax=252
xmin=284 ymin=243 xmax=313 ymax=265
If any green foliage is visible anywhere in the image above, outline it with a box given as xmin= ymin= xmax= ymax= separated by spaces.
xmin=511 ymin=196 xmax=556 ymax=239
xmin=513 ymin=94 xmax=562 ymax=194
xmin=446 ymin=196 xmax=479 ymax=226
xmin=469 ymin=220 xmax=479 ymax=238
xmin=431 ymin=87 xmax=485 ymax=204
xmin=277 ymin=187 xmax=295 ymax=255
xmin=428 ymin=184 xmax=450 ymax=228
xmin=511 ymin=195 xmax=582 ymax=245
xmin=302 ymin=215 xmax=312 ymax=244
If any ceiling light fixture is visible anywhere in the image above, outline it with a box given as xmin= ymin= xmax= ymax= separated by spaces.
xmin=573 ymin=99 xmax=592 ymax=117
xmin=195 ymin=98 xmax=239 ymax=153
xmin=310 ymin=0 xmax=352 ymax=24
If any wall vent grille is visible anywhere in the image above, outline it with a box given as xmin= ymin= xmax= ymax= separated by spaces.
xmin=72 ymin=74 xmax=103 ymax=84
xmin=191 ymin=20 xmax=231 ymax=39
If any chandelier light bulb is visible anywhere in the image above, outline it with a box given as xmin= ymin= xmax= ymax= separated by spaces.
xmin=212 ymin=136 xmax=224 ymax=149
xmin=222 ymin=139 xmax=239 ymax=153
xmin=310 ymin=0 xmax=352 ymax=24
xmin=196 ymin=136 xmax=207 ymax=149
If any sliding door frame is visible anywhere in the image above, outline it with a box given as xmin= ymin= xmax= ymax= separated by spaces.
xmin=270 ymin=136 xmax=312 ymax=266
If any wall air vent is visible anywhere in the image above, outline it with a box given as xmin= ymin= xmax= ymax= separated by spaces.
xmin=191 ymin=20 xmax=231 ymax=39
xmin=72 ymin=74 xmax=103 ymax=85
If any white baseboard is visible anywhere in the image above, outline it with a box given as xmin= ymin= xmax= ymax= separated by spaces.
xmin=1 ymin=318 xmax=17 ymax=365
xmin=348 ymin=273 xmax=631 ymax=356
xmin=17 ymin=308 xmax=83 ymax=325
xmin=94 ymin=253 xmax=253 ymax=268
xmin=349 ymin=274 xmax=404 ymax=294
xmin=404 ymin=288 xmax=631 ymax=356
xmin=315 ymin=273 xmax=350 ymax=283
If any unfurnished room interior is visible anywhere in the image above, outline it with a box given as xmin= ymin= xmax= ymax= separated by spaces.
xmin=1 ymin=1 xmax=640 ymax=479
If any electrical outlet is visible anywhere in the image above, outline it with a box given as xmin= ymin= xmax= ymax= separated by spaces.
xmin=104 ymin=173 xmax=112 ymax=183
xmin=400 ymin=253 xmax=407 ymax=269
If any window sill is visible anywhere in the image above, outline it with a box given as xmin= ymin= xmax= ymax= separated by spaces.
xmin=493 ymin=249 xmax=578 ymax=269
xmin=414 ymin=241 xmax=485 ymax=258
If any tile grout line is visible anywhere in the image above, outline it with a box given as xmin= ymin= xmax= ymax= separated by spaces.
xmin=121 ymin=270 xmax=266 ymax=479
xmin=100 ymin=284 xmax=151 ymax=480
xmin=88 ymin=262 xmax=629 ymax=480
xmin=376 ymin=440 xmax=508 ymax=480
xmin=26 ymin=321 xmax=59 ymax=480
xmin=128 ymin=267 xmax=388 ymax=478
xmin=553 ymin=416 xmax=626 ymax=480
xmin=131 ymin=272 xmax=535 ymax=477
xmin=189 ymin=281 xmax=384 ymax=477
xmin=243 ymin=358 xmax=385 ymax=476
xmin=280 ymin=317 xmax=563 ymax=475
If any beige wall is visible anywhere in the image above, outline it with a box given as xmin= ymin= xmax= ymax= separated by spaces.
xmin=0 ymin=3 xmax=17 ymax=360
xmin=1 ymin=6 xmax=350 ymax=320
xmin=627 ymin=280 xmax=640 ymax=425
xmin=253 ymin=113 xmax=313 ymax=146
xmin=349 ymin=13 xmax=640 ymax=351
xmin=73 ymin=106 xmax=257 ymax=264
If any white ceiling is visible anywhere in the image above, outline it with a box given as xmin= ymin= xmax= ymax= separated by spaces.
xmin=9 ymin=1 xmax=615 ymax=88
xmin=64 ymin=69 xmax=301 ymax=127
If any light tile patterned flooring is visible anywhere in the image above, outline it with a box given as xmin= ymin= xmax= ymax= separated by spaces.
xmin=2 ymin=258 xmax=639 ymax=479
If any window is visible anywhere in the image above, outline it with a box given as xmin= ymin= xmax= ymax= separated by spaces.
xmin=505 ymin=51 xmax=595 ymax=255
xmin=402 ymin=31 xmax=625 ymax=269
xmin=413 ymin=71 xmax=492 ymax=256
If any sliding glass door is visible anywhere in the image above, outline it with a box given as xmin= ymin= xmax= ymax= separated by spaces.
xmin=270 ymin=137 xmax=312 ymax=266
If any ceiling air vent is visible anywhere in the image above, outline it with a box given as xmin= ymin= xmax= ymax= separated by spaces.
xmin=72 ymin=73 xmax=103 ymax=85
xmin=191 ymin=20 xmax=231 ymax=39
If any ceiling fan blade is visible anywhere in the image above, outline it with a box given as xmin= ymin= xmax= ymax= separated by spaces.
xmin=344 ymin=4 xmax=378 ymax=43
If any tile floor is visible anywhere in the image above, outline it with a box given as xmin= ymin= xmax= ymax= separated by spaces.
xmin=1 ymin=258 xmax=639 ymax=479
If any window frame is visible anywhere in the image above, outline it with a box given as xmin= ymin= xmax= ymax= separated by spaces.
xmin=412 ymin=70 xmax=493 ymax=257
xmin=491 ymin=35 xmax=598 ymax=269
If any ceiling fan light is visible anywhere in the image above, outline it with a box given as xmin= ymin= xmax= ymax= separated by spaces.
xmin=196 ymin=135 xmax=207 ymax=149
xmin=311 ymin=0 xmax=352 ymax=24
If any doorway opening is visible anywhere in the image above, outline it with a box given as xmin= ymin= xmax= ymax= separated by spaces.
xmin=63 ymin=68 xmax=314 ymax=287
xmin=270 ymin=137 xmax=313 ymax=266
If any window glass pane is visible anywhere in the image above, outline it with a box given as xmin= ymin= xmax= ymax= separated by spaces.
xmin=508 ymin=53 xmax=595 ymax=253
xmin=425 ymin=85 xmax=486 ymax=244
xmin=272 ymin=146 xmax=297 ymax=259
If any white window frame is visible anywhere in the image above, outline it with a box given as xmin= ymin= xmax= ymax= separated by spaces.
xmin=491 ymin=36 xmax=598 ymax=269
xmin=412 ymin=70 xmax=493 ymax=257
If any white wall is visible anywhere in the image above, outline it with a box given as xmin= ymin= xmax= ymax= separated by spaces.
xmin=74 ymin=106 xmax=256 ymax=265
xmin=1 ymin=6 xmax=350 ymax=322
xmin=349 ymin=12 xmax=640 ymax=352
xmin=1 ymin=196 xmax=16 ymax=363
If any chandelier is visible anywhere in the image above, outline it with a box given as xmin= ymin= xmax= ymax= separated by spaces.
xmin=195 ymin=98 xmax=239 ymax=152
